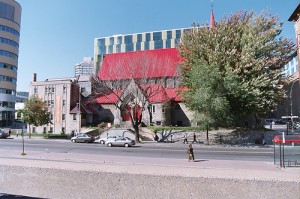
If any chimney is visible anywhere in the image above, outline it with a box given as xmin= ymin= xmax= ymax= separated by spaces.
xmin=33 ymin=73 xmax=37 ymax=82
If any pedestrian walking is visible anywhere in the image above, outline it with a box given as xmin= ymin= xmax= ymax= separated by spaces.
xmin=187 ymin=144 xmax=195 ymax=162
xmin=8 ymin=129 xmax=11 ymax=137
xmin=16 ymin=131 xmax=19 ymax=137
xmin=183 ymin=133 xmax=188 ymax=144
xmin=192 ymin=133 xmax=197 ymax=143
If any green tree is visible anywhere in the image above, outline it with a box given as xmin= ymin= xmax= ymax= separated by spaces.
xmin=178 ymin=11 xmax=295 ymax=128
xmin=19 ymin=96 xmax=51 ymax=138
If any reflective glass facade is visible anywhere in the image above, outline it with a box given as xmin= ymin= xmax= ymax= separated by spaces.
xmin=94 ymin=28 xmax=192 ymax=73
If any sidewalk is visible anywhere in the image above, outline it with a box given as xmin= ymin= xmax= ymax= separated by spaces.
xmin=0 ymin=147 xmax=298 ymax=182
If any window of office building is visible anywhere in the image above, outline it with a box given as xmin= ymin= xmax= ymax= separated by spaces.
xmin=0 ymin=50 xmax=18 ymax=60
xmin=0 ymin=2 xmax=15 ymax=21
xmin=124 ymin=35 xmax=133 ymax=44
xmin=0 ymin=37 xmax=19 ymax=49
xmin=154 ymin=40 xmax=163 ymax=49
xmin=144 ymin=41 xmax=149 ymax=50
xmin=153 ymin=32 xmax=162 ymax=41
xmin=98 ymin=38 xmax=105 ymax=47
xmin=146 ymin=33 xmax=151 ymax=41
xmin=108 ymin=45 xmax=113 ymax=54
xmin=0 ymin=62 xmax=17 ymax=72
xmin=137 ymin=34 xmax=143 ymax=42
xmin=99 ymin=45 xmax=106 ymax=55
xmin=167 ymin=31 xmax=172 ymax=39
xmin=117 ymin=36 xmax=122 ymax=44
xmin=109 ymin=37 xmax=114 ymax=45
xmin=116 ymin=44 xmax=121 ymax=53
xmin=62 ymin=114 xmax=65 ymax=120
xmin=166 ymin=39 xmax=171 ymax=48
xmin=125 ymin=43 xmax=134 ymax=52
xmin=136 ymin=42 xmax=141 ymax=51
xmin=0 ymin=25 xmax=20 ymax=37
xmin=176 ymin=30 xmax=181 ymax=39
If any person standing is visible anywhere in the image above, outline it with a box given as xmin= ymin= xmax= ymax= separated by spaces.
xmin=187 ymin=144 xmax=195 ymax=162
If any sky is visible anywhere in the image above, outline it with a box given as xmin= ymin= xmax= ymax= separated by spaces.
xmin=16 ymin=0 xmax=299 ymax=91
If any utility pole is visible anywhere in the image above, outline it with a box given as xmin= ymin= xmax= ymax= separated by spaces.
xmin=76 ymin=75 xmax=81 ymax=133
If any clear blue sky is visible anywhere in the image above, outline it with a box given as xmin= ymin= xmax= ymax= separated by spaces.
xmin=16 ymin=0 xmax=299 ymax=91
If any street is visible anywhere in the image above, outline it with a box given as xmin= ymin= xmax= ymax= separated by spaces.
xmin=0 ymin=137 xmax=274 ymax=162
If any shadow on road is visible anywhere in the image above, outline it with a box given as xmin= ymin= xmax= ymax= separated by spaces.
xmin=0 ymin=193 xmax=44 ymax=199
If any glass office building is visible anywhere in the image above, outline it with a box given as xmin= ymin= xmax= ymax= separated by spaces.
xmin=94 ymin=28 xmax=192 ymax=74
xmin=0 ymin=0 xmax=21 ymax=127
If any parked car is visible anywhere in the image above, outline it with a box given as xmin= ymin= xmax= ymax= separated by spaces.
xmin=106 ymin=137 xmax=135 ymax=147
xmin=95 ymin=135 xmax=122 ymax=144
xmin=0 ymin=130 xmax=9 ymax=138
xmin=71 ymin=133 xmax=95 ymax=143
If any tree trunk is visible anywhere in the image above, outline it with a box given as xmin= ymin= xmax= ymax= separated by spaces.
xmin=29 ymin=124 xmax=31 ymax=138
xmin=134 ymin=123 xmax=140 ymax=142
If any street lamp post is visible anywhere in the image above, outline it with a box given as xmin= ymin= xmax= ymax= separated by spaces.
xmin=289 ymin=78 xmax=299 ymax=133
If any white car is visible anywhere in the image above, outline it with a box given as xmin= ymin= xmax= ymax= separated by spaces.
xmin=0 ymin=130 xmax=9 ymax=138
xmin=95 ymin=135 xmax=122 ymax=144
xmin=106 ymin=137 xmax=136 ymax=147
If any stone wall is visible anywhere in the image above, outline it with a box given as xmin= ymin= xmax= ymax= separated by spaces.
xmin=0 ymin=165 xmax=298 ymax=199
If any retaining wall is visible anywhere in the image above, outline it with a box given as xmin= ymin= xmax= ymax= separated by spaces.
xmin=0 ymin=165 xmax=299 ymax=199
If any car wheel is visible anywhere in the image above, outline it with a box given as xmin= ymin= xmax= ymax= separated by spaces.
xmin=107 ymin=143 xmax=112 ymax=147
xmin=72 ymin=139 xmax=76 ymax=143
xmin=124 ymin=143 xmax=129 ymax=147
xmin=100 ymin=140 xmax=104 ymax=144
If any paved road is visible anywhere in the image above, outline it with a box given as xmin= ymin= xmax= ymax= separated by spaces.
xmin=0 ymin=137 xmax=274 ymax=162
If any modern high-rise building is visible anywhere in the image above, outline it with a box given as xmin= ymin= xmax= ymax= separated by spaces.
xmin=0 ymin=0 xmax=21 ymax=127
xmin=75 ymin=57 xmax=94 ymax=76
xmin=94 ymin=28 xmax=191 ymax=74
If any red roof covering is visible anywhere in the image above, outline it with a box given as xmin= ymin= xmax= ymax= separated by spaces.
xmin=142 ymin=84 xmax=169 ymax=103
xmin=96 ymin=90 xmax=122 ymax=104
xmin=70 ymin=103 xmax=98 ymax=114
xmin=165 ymin=88 xmax=183 ymax=102
xmin=98 ymin=48 xmax=181 ymax=80
xmin=95 ymin=86 xmax=182 ymax=104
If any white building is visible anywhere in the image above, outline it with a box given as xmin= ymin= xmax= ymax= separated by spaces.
xmin=28 ymin=74 xmax=97 ymax=134
xmin=75 ymin=57 xmax=94 ymax=76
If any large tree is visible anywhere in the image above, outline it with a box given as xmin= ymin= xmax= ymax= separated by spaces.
xmin=178 ymin=11 xmax=296 ymax=128
xmin=19 ymin=96 xmax=51 ymax=137
xmin=90 ymin=50 xmax=179 ymax=142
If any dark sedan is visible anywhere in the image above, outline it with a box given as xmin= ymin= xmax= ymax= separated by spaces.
xmin=71 ymin=133 xmax=95 ymax=143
